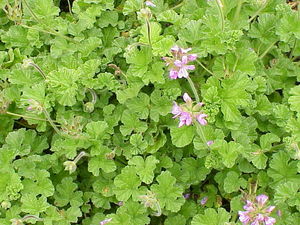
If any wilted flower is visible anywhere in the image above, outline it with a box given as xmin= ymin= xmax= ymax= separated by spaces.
xmin=183 ymin=193 xmax=191 ymax=199
xmin=238 ymin=194 xmax=276 ymax=225
xmin=163 ymin=46 xmax=197 ymax=79
xmin=145 ymin=0 xmax=156 ymax=7
xmin=99 ymin=218 xmax=112 ymax=225
xmin=26 ymin=99 xmax=44 ymax=113
xmin=63 ymin=161 xmax=77 ymax=174
xmin=200 ymin=196 xmax=208 ymax=205
xmin=207 ymin=140 xmax=214 ymax=146
xmin=171 ymin=93 xmax=207 ymax=127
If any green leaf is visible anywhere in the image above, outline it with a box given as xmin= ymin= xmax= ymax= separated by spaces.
xmin=114 ymin=166 xmax=141 ymax=201
xmin=277 ymin=11 xmax=300 ymax=42
xmin=27 ymin=0 xmax=60 ymax=18
xmin=170 ymin=126 xmax=196 ymax=148
xmin=213 ymin=140 xmax=242 ymax=168
xmin=151 ymin=171 xmax=184 ymax=212
xmin=120 ymin=110 xmax=148 ymax=136
xmin=128 ymin=156 xmax=159 ymax=184
xmin=267 ymin=151 xmax=300 ymax=187
xmin=123 ymin=0 xmax=143 ymax=15
xmin=116 ymin=200 xmax=150 ymax=225
xmin=223 ymin=171 xmax=247 ymax=193
xmin=180 ymin=158 xmax=210 ymax=186
xmin=54 ymin=177 xmax=83 ymax=207
xmin=126 ymin=93 xmax=150 ymax=119
xmin=289 ymin=86 xmax=300 ymax=112
xmin=85 ymin=121 xmax=109 ymax=141
xmin=88 ymin=145 xmax=117 ymax=175
xmin=1 ymin=26 xmax=30 ymax=48
xmin=21 ymin=194 xmax=49 ymax=215
xmin=125 ymin=47 xmax=152 ymax=77
xmin=47 ymin=68 xmax=80 ymax=106
xmin=191 ymin=208 xmax=231 ymax=225
xmin=274 ymin=181 xmax=300 ymax=204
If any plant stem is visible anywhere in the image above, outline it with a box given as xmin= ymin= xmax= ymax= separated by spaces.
xmin=170 ymin=0 xmax=184 ymax=10
xmin=186 ymin=76 xmax=200 ymax=103
xmin=87 ymin=88 xmax=98 ymax=104
xmin=67 ymin=0 xmax=73 ymax=16
xmin=215 ymin=0 xmax=225 ymax=31
xmin=5 ymin=111 xmax=49 ymax=122
xmin=29 ymin=62 xmax=46 ymax=79
xmin=146 ymin=19 xmax=152 ymax=47
xmin=233 ymin=0 xmax=244 ymax=27
xmin=42 ymin=108 xmax=61 ymax=135
xmin=258 ymin=41 xmax=277 ymax=59
xmin=248 ymin=2 xmax=267 ymax=23
xmin=20 ymin=24 xmax=77 ymax=43
xmin=74 ymin=151 xmax=87 ymax=164
xmin=196 ymin=59 xmax=214 ymax=76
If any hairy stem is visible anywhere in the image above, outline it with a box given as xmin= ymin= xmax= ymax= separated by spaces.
xmin=215 ymin=0 xmax=225 ymax=31
xmin=186 ymin=76 xmax=200 ymax=103
xmin=73 ymin=151 xmax=87 ymax=164
xmin=196 ymin=59 xmax=214 ymax=76
xmin=258 ymin=41 xmax=277 ymax=59
xmin=42 ymin=108 xmax=61 ymax=135
xmin=5 ymin=111 xmax=50 ymax=122
xmin=29 ymin=62 xmax=46 ymax=79
xmin=248 ymin=2 xmax=267 ymax=23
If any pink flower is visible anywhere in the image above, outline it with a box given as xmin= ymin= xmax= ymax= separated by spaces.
xmin=183 ymin=93 xmax=192 ymax=103
xmin=163 ymin=46 xmax=197 ymax=79
xmin=238 ymin=211 xmax=251 ymax=224
xmin=183 ymin=193 xmax=191 ymax=199
xmin=200 ymin=196 xmax=208 ymax=205
xmin=207 ymin=140 xmax=214 ymax=146
xmin=179 ymin=112 xmax=193 ymax=127
xmin=239 ymin=194 xmax=276 ymax=225
xmin=174 ymin=56 xmax=196 ymax=78
xmin=264 ymin=217 xmax=276 ymax=225
xmin=171 ymin=102 xmax=182 ymax=118
xmin=196 ymin=113 xmax=208 ymax=125
xmin=145 ymin=1 xmax=156 ymax=7
xmin=100 ymin=218 xmax=112 ymax=225
xmin=169 ymin=69 xmax=179 ymax=79
xmin=256 ymin=194 xmax=268 ymax=207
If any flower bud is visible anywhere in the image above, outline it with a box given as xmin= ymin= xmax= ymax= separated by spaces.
xmin=1 ymin=201 xmax=11 ymax=209
xmin=84 ymin=102 xmax=95 ymax=113
xmin=63 ymin=161 xmax=77 ymax=174
xmin=10 ymin=219 xmax=24 ymax=225
xmin=22 ymin=59 xmax=34 ymax=69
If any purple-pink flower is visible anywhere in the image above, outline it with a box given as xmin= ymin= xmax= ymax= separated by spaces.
xmin=100 ymin=218 xmax=112 ymax=225
xmin=200 ymin=196 xmax=208 ymax=205
xmin=163 ymin=46 xmax=197 ymax=79
xmin=207 ymin=140 xmax=214 ymax=146
xmin=238 ymin=195 xmax=276 ymax=225
xmin=171 ymin=93 xmax=207 ymax=127
xmin=145 ymin=0 xmax=156 ymax=7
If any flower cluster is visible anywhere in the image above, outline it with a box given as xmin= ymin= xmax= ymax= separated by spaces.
xmin=172 ymin=93 xmax=207 ymax=127
xmin=163 ymin=46 xmax=197 ymax=79
xmin=239 ymin=194 xmax=276 ymax=225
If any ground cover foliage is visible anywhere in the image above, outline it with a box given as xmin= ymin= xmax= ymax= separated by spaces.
xmin=0 ymin=0 xmax=300 ymax=224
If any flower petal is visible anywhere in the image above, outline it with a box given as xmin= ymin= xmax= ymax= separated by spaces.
xmin=183 ymin=93 xmax=192 ymax=103
xmin=256 ymin=194 xmax=268 ymax=207
xmin=169 ymin=69 xmax=179 ymax=79
xmin=188 ymin=54 xmax=197 ymax=61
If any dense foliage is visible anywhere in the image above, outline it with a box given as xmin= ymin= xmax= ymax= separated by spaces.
xmin=0 ymin=0 xmax=300 ymax=224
